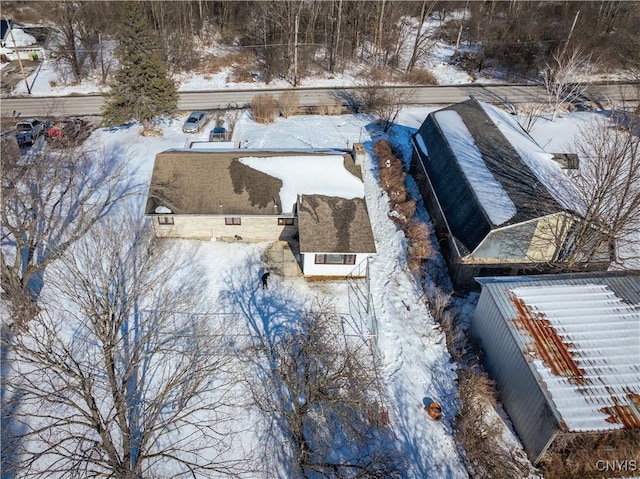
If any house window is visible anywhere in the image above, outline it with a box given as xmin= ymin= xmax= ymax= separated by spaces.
xmin=157 ymin=216 xmax=174 ymax=225
xmin=314 ymin=254 xmax=356 ymax=265
xmin=278 ymin=217 xmax=294 ymax=226
xmin=225 ymin=217 xmax=241 ymax=225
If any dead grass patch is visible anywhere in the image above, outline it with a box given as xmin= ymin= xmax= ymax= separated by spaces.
xmin=402 ymin=68 xmax=438 ymax=85
xmin=278 ymin=90 xmax=300 ymax=118
xmin=251 ymin=94 xmax=277 ymax=124
xmin=315 ymin=97 xmax=343 ymax=115
xmin=198 ymin=51 xmax=254 ymax=75
xmin=455 ymin=367 xmax=529 ymax=478
xmin=539 ymin=431 xmax=640 ymax=479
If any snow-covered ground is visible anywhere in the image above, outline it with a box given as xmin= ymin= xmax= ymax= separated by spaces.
xmin=9 ymin=11 xmax=486 ymax=98
xmin=5 ymin=11 xmax=638 ymax=477
xmin=54 ymin=102 xmax=611 ymax=478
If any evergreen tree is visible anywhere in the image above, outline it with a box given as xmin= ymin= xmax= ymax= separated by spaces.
xmin=102 ymin=1 xmax=177 ymax=126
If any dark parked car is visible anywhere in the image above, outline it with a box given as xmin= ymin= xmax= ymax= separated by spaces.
xmin=15 ymin=118 xmax=44 ymax=146
xmin=182 ymin=111 xmax=208 ymax=133
xmin=209 ymin=126 xmax=228 ymax=141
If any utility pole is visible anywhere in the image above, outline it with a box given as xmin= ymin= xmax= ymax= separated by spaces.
xmin=293 ymin=13 xmax=299 ymax=87
xmin=562 ymin=10 xmax=580 ymax=57
xmin=6 ymin=18 xmax=31 ymax=95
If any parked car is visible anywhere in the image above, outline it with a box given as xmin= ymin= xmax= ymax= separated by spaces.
xmin=209 ymin=126 xmax=227 ymax=142
xmin=15 ymin=118 xmax=44 ymax=146
xmin=182 ymin=111 xmax=208 ymax=133
xmin=46 ymin=118 xmax=87 ymax=143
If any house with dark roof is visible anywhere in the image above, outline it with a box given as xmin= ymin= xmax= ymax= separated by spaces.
xmin=145 ymin=147 xmax=376 ymax=277
xmin=1 ymin=19 xmax=50 ymax=60
xmin=410 ymin=98 xmax=613 ymax=289
xmin=472 ymin=271 xmax=640 ymax=467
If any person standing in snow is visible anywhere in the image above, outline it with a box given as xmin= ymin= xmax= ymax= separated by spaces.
xmin=261 ymin=272 xmax=270 ymax=290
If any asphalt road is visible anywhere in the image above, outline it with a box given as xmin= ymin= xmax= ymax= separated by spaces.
xmin=1 ymin=83 xmax=637 ymax=117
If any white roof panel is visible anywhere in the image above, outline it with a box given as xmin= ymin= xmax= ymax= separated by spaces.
xmin=481 ymin=274 xmax=640 ymax=432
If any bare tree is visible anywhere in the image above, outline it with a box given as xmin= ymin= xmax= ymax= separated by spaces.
xmin=405 ymin=0 xmax=439 ymax=73
xmin=567 ymin=116 xmax=640 ymax=266
xmin=355 ymin=78 xmax=415 ymax=132
xmin=1 ymin=140 xmax=139 ymax=326
xmin=49 ymin=1 xmax=85 ymax=83
xmin=243 ymin=301 xmax=401 ymax=478
xmin=540 ymin=46 xmax=595 ymax=121
xmin=4 ymin=215 xmax=245 ymax=478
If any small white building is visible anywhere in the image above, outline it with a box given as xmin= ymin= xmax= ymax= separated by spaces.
xmin=145 ymin=147 xmax=376 ymax=278
xmin=472 ymin=272 xmax=640 ymax=466
xmin=297 ymin=194 xmax=376 ymax=277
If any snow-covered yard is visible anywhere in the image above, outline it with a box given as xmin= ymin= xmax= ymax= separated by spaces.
xmin=27 ymin=103 xmax=607 ymax=478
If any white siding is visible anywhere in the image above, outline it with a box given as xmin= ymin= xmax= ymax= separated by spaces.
xmin=302 ymin=253 xmax=373 ymax=277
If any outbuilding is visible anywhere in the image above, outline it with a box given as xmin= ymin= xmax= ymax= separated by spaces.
xmin=472 ymin=272 xmax=640 ymax=466
xmin=410 ymin=98 xmax=613 ymax=289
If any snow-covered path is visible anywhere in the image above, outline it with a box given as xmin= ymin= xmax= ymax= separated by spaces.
xmin=361 ymin=143 xmax=468 ymax=478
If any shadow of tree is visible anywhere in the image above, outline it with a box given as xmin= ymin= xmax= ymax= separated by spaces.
xmin=218 ymin=257 xmax=311 ymax=477
xmin=1 ymin=325 xmax=26 ymax=479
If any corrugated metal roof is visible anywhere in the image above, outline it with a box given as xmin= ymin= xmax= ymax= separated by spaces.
xmin=478 ymin=272 xmax=640 ymax=432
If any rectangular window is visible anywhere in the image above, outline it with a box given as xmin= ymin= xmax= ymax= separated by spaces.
xmin=314 ymin=254 xmax=356 ymax=265
xmin=278 ymin=217 xmax=294 ymax=226
xmin=157 ymin=216 xmax=174 ymax=225
xmin=225 ymin=217 xmax=241 ymax=225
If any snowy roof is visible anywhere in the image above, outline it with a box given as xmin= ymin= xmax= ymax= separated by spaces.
xmin=433 ymin=110 xmax=517 ymax=225
xmin=297 ymin=195 xmax=376 ymax=254
xmin=239 ymin=155 xmax=364 ymax=214
xmin=479 ymin=102 xmax=583 ymax=213
xmin=412 ymin=98 xmax=588 ymax=256
xmin=145 ymin=149 xmax=363 ymax=216
xmin=413 ymin=99 xmax=581 ymax=229
xmin=2 ymin=27 xmax=36 ymax=47
xmin=478 ymin=272 xmax=640 ymax=432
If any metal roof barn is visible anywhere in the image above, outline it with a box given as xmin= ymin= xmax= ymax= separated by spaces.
xmin=472 ymin=272 xmax=640 ymax=464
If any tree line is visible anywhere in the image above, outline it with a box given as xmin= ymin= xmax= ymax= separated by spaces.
xmin=10 ymin=0 xmax=640 ymax=85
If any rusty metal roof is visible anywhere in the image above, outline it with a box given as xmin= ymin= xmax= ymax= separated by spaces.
xmin=478 ymin=272 xmax=640 ymax=432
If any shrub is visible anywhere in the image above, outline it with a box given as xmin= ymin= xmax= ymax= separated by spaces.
xmin=379 ymin=167 xmax=407 ymax=204
xmin=402 ymin=68 xmax=438 ymax=85
xmin=315 ymin=97 xmax=343 ymax=115
xmin=231 ymin=64 xmax=254 ymax=83
xmin=251 ymin=94 xmax=277 ymax=124
xmin=278 ymin=90 xmax=300 ymax=118
xmin=392 ymin=200 xmax=416 ymax=223
xmin=374 ymin=139 xmax=394 ymax=164
xmin=405 ymin=219 xmax=434 ymax=271
xmin=454 ymin=367 xmax=527 ymax=479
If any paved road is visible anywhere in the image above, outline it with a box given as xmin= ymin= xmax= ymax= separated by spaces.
xmin=1 ymin=83 xmax=637 ymax=117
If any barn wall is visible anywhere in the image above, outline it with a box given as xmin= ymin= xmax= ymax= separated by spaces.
xmin=472 ymin=288 xmax=561 ymax=463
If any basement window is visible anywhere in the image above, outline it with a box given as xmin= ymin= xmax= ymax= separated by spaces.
xmin=314 ymin=254 xmax=356 ymax=265
xmin=225 ymin=217 xmax=241 ymax=225
xmin=157 ymin=216 xmax=174 ymax=225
